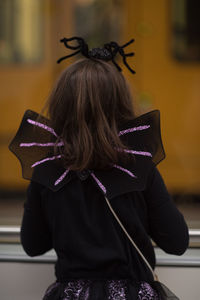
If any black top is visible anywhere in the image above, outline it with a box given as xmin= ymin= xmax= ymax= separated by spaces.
xmin=21 ymin=167 xmax=189 ymax=283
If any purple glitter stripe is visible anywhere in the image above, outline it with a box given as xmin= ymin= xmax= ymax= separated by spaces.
xmin=20 ymin=141 xmax=64 ymax=147
xmin=113 ymin=164 xmax=136 ymax=178
xmin=63 ymin=280 xmax=90 ymax=300
xmin=27 ymin=119 xmax=57 ymax=137
xmin=31 ymin=155 xmax=62 ymax=168
xmin=54 ymin=169 xmax=69 ymax=186
xmin=118 ymin=125 xmax=150 ymax=136
xmin=84 ymin=286 xmax=90 ymax=300
xmin=121 ymin=149 xmax=152 ymax=157
xmin=108 ymin=280 xmax=127 ymax=300
xmin=91 ymin=172 xmax=106 ymax=194
xmin=138 ymin=282 xmax=159 ymax=300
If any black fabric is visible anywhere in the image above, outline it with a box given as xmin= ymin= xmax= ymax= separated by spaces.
xmin=20 ymin=167 xmax=189 ymax=285
xmin=9 ymin=109 xmax=165 ymax=198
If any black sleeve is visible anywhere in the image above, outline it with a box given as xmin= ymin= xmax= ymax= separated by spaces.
xmin=144 ymin=167 xmax=189 ymax=255
xmin=20 ymin=181 xmax=52 ymax=257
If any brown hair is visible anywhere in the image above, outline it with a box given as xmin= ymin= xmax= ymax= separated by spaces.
xmin=44 ymin=58 xmax=135 ymax=170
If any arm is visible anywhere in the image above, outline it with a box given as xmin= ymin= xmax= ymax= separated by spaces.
xmin=144 ymin=167 xmax=189 ymax=255
xmin=20 ymin=181 xmax=52 ymax=256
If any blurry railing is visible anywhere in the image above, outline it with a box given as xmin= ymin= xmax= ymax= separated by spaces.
xmin=0 ymin=226 xmax=20 ymax=243
xmin=0 ymin=226 xmax=200 ymax=266
xmin=0 ymin=226 xmax=20 ymax=234
xmin=0 ymin=243 xmax=199 ymax=267
xmin=1 ymin=226 xmax=200 ymax=245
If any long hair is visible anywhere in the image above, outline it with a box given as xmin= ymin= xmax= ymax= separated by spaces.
xmin=43 ymin=58 xmax=136 ymax=170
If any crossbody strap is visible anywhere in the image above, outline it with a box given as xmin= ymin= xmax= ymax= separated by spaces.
xmin=104 ymin=196 xmax=157 ymax=281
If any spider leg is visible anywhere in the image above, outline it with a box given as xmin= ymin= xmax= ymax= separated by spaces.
xmin=121 ymin=39 xmax=134 ymax=49
xmin=109 ymin=41 xmax=119 ymax=48
xmin=60 ymin=37 xmax=84 ymax=50
xmin=111 ymin=58 xmax=122 ymax=71
xmin=61 ymin=37 xmax=89 ymax=58
xmin=57 ymin=50 xmax=81 ymax=64
xmin=124 ymin=52 xmax=135 ymax=57
xmin=79 ymin=41 xmax=89 ymax=57
xmin=105 ymin=44 xmax=122 ymax=71
xmin=104 ymin=41 xmax=134 ymax=73
xmin=122 ymin=55 xmax=136 ymax=74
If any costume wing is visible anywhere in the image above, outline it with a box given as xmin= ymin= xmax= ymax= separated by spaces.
xmin=92 ymin=110 xmax=165 ymax=198
xmin=9 ymin=109 xmax=165 ymax=197
xmin=9 ymin=110 xmax=71 ymax=191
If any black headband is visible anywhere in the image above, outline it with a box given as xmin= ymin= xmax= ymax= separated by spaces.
xmin=57 ymin=36 xmax=135 ymax=74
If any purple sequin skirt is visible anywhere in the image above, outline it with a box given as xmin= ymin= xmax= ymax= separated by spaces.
xmin=42 ymin=279 xmax=160 ymax=300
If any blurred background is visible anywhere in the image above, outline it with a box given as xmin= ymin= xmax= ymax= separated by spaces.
xmin=0 ymin=0 xmax=200 ymax=299
xmin=1 ymin=0 xmax=199 ymax=228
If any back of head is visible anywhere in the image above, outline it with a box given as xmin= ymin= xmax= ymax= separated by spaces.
xmin=45 ymin=58 xmax=135 ymax=170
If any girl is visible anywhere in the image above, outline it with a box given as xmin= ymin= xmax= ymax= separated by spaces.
xmin=10 ymin=38 xmax=189 ymax=299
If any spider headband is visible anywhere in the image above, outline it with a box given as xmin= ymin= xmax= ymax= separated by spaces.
xmin=57 ymin=36 xmax=135 ymax=74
